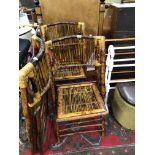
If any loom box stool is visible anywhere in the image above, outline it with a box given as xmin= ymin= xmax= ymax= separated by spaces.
xmin=112 ymin=82 xmax=135 ymax=129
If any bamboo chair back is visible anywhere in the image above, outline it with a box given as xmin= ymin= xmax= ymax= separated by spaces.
xmin=41 ymin=22 xmax=85 ymax=41
xmin=45 ymin=35 xmax=106 ymax=95
xmin=19 ymin=39 xmax=52 ymax=154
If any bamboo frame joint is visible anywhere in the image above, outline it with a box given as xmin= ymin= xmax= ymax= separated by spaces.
xmin=19 ymin=63 xmax=34 ymax=88
xmin=40 ymin=25 xmax=48 ymax=38
xmin=45 ymin=40 xmax=52 ymax=53
xmin=28 ymin=92 xmax=41 ymax=108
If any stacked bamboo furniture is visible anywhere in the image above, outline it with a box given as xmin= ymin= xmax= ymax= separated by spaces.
xmin=19 ymin=37 xmax=55 ymax=154
xmin=33 ymin=22 xmax=85 ymax=57
xmin=19 ymin=22 xmax=108 ymax=154
xmin=45 ymin=35 xmax=108 ymax=142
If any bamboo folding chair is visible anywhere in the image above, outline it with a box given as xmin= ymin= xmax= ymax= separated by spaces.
xmin=44 ymin=35 xmax=109 ymax=143
xmin=40 ymin=22 xmax=85 ymax=41
xmin=45 ymin=35 xmax=106 ymax=91
xmin=19 ymin=37 xmax=55 ymax=154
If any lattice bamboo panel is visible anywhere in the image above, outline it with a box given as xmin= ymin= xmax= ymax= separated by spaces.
xmin=41 ymin=22 xmax=85 ymax=41
xmin=45 ymin=35 xmax=106 ymax=95
xmin=50 ymin=35 xmax=102 ymax=67
xmin=19 ymin=37 xmax=55 ymax=154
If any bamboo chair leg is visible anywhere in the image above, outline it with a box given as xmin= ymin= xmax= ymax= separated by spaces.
xmin=50 ymin=79 xmax=56 ymax=117
xmin=101 ymin=64 xmax=105 ymax=96
xmin=101 ymin=115 xmax=106 ymax=137
xmin=44 ymin=93 xmax=48 ymax=118
xmin=95 ymin=66 xmax=101 ymax=90
xmin=56 ymin=122 xmax=60 ymax=143
xmin=36 ymin=111 xmax=43 ymax=155
xmin=37 ymin=129 xmax=43 ymax=155
xmin=50 ymin=79 xmax=56 ymax=105
xmin=30 ymin=109 xmax=39 ymax=154
xmin=20 ymin=88 xmax=38 ymax=154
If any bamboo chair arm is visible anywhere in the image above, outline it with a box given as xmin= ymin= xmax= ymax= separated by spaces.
xmin=47 ymin=21 xmax=79 ymax=27
xmin=105 ymin=38 xmax=135 ymax=42
xmin=28 ymin=92 xmax=41 ymax=108
xmin=31 ymin=35 xmax=44 ymax=49
xmin=28 ymin=73 xmax=51 ymax=108
xmin=51 ymin=35 xmax=105 ymax=43
xmin=78 ymin=22 xmax=85 ymax=35
xmin=40 ymin=73 xmax=51 ymax=96
xmin=51 ymin=35 xmax=91 ymax=43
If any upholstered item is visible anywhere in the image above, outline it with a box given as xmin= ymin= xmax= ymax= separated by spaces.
xmin=117 ymin=82 xmax=135 ymax=105
xmin=40 ymin=0 xmax=100 ymax=35
xmin=19 ymin=38 xmax=30 ymax=69
xmin=112 ymin=82 xmax=135 ymax=129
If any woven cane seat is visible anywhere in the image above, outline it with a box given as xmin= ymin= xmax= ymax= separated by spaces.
xmin=57 ymin=82 xmax=107 ymax=122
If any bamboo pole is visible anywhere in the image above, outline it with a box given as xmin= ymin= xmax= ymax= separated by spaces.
xmin=40 ymin=25 xmax=47 ymax=41
xmin=20 ymin=88 xmax=38 ymax=153
xmin=60 ymin=129 xmax=105 ymax=137
xmin=59 ymin=123 xmax=102 ymax=132
xmin=105 ymin=38 xmax=135 ymax=42
xmin=56 ymin=123 xmax=60 ymax=143
xmin=100 ymin=36 xmax=106 ymax=96
xmin=59 ymin=118 xmax=101 ymax=127
xmin=45 ymin=40 xmax=52 ymax=66
xmin=101 ymin=115 xmax=106 ymax=137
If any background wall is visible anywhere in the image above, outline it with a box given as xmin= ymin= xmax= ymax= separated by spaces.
xmin=39 ymin=0 xmax=100 ymax=35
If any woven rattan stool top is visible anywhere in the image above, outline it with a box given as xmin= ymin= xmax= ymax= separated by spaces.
xmin=57 ymin=82 xmax=108 ymax=122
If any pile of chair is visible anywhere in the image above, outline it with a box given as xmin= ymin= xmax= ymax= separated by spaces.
xmin=19 ymin=22 xmax=109 ymax=154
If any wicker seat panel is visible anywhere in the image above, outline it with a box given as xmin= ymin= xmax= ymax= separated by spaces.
xmin=57 ymin=82 xmax=107 ymax=121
